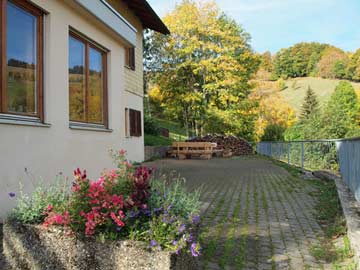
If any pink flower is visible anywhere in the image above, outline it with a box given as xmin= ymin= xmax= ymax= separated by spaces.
xmin=110 ymin=212 xmax=125 ymax=227
xmin=47 ymin=205 xmax=53 ymax=211
xmin=111 ymin=195 xmax=124 ymax=207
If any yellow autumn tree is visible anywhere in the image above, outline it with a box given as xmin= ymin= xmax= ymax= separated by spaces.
xmin=146 ymin=0 xmax=260 ymax=139
xmin=251 ymin=89 xmax=296 ymax=141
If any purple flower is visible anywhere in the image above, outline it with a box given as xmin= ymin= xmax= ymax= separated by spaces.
xmin=8 ymin=192 xmax=15 ymax=198
xmin=190 ymin=243 xmax=200 ymax=257
xmin=178 ymin=224 xmax=186 ymax=233
xmin=192 ymin=215 xmax=200 ymax=225
xmin=153 ymin=207 xmax=163 ymax=214
xmin=162 ymin=216 xmax=168 ymax=223
xmin=116 ymin=226 xmax=123 ymax=232
xmin=149 ymin=240 xmax=157 ymax=247
xmin=169 ymin=216 xmax=177 ymax=224
xmin=187 ymin=233 xmax=194 ymax=243
xmin=172 ymin=240 xmax=178 ymax=246
xmin=128 ymin=210 xmax=140 ymax=218
xmin=142 ymin=209 xmax=151 ymax=217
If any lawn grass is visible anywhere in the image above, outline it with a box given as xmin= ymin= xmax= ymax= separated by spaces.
xmin=279 ymin=77 xmax=360 ymax=115
xmin=144 ymin=134 xmax=173 ymax=146
xmin=153 ymin=117 xmax=188 ymax=141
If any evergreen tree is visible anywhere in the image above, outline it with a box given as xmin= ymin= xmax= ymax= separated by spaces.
xmin=300 ymin=86 xmax=319 ymax=120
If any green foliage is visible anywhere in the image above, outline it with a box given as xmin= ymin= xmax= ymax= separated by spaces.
xmin=300 ymin=86 xmax=319 ymax=121
xmin=144 ymin=114 xmax=160 ymax=136
xmin=144 ymin=134 xmax=173 ymax=146
xmin=273 ymin=42 xmax=329 ymax=79
xmin=308 ymin=178 xmax=353 ymax=265
xmin=11 ymin=179 xmax=69 ymax=224
xmin=347 ymin=49 xmax=360 ymax=81
xmin=204 ymin=100 xmax=258 ymax=141
xmin=149 ymin=177 xmax=201 ymax=219
xmin=333 ymin=60 xmax=348 ymax=79
xmin=261 ymin=124 xmax=286 ymax=141
xmin=286 ymin=81 xmax=360 ymax=142
xmin=319 ymin=81 xmax=359 ymax=139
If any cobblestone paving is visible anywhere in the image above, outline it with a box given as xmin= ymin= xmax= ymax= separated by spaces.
xmin=147 ymin=156 xmax=331 ymax=270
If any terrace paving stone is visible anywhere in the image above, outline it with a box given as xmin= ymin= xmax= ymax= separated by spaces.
xmin=146 ymin=156 xmax=348 ymax=270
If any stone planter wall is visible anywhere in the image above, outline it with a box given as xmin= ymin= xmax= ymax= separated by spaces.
xmin=3 ymin=221 xmax=198 ymax=270
xmin=144 ymin=146 xmax=170 ymax=161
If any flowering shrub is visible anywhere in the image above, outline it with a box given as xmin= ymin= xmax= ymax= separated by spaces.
xmin=12 ymin=150 xmax=201 ymax=257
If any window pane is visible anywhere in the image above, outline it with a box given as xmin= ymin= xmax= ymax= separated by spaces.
xmin=6 ymin=1 xmax=37 ymax=115
xmin=69 ymin=36 xmax=86 ymax=122
xmin=88 ymin=47 xmax=103 ymax=124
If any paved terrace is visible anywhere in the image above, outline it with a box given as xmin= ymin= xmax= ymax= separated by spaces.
xmin=146 ymin=156 xmax=328 ymax=270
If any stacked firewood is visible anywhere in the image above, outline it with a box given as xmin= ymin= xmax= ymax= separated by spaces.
xmin=187 ymin=134 xmax=253 ymax=156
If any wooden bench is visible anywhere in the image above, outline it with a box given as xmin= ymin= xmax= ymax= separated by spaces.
xmin=168 ymin=142 xmax=217 ymax=160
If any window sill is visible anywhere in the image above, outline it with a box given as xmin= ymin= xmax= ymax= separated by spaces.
xmin=0 ymin=115 xmax=51 ymax=128
xmin=69 ymin=122 xmax=113 ymax=133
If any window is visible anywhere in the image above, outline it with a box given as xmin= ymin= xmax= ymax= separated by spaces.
xmin=0 ymin=0 xmax=44 ymax=120
xmin=69 ymin=31 xmax=108 ymax=127
xmin=125 ymin=108 xmax=141 ymax=137
xmin=125 ymin=47 xmax=135 ymax=70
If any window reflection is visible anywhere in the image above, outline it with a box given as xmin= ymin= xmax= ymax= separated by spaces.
xmin=69 ymin=36 xmax=86 ymax=122
xmin=6 ymin=1 xmax=37 ymax=115
xmin=88 ymin=48 xmax=103 ymax=124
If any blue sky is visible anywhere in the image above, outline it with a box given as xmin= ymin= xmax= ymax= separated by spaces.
xmin=148 ymin=0 xmax=360 ymax=54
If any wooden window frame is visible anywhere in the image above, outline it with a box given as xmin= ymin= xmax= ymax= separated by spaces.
xmin=128 ymin=108 xmax=141 ymax=137
xmin=125 ymin=47 xmax=135 ymax=70
xmin=0 ymin=0 xmax=44 ymax=121
xmin=125 ymin=108 xmax=129 ymax=137
xmin=69 ymin=30 xmax=108 ymax=128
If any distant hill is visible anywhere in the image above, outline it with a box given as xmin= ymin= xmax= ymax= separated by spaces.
xmin=255 ymin=77 xmax=360 ymax=116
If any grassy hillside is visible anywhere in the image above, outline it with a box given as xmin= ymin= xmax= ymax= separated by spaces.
xmin=144 ymin=117 xmax=188 ymax=146
xmin=279 ymin=77 xmax=360 ymax=114
xmin=153 ymin=117 xmax=188 ymax=141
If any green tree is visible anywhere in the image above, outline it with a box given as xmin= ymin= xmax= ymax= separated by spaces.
xmin=333 ymin=60 xmax=347 ymax=79
xmin=317 ymin=46 xmax=349 ymax=79
xmin=273 ymin=42 xmax=328 ymax=79
xmin=300 ymin=86 xmax=319 ymax=121
xmin=347 ymin=49 xmax=360 ymax=81
xmin=319 ymin=81 xmax=360 ymax=138
xmin=261 ymin=124 xmax=286 ymax=141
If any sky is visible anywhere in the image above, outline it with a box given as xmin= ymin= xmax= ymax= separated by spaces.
xmin=147 ymin=0 xmax=360 ymax=54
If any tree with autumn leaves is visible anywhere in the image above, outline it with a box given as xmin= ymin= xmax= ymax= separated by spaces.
xmin=145 ymin=1 xmax=260 ymax=140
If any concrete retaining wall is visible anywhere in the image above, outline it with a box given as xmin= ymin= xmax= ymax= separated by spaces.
xmin=144 ymin=146 xmax=170 ymax=161
xmin=3 ymin=221 xmax=198 ymax=270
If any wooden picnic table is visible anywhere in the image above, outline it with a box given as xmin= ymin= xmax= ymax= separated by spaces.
xmin=168 ymin=141 xmax=220 ymax=160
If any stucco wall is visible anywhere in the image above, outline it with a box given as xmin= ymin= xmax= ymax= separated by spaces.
xmin=0 ymin=0 xmax=144 ymax=218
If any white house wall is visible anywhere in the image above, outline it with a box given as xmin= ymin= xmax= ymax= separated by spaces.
xmin=0 ymin=0 xmax=144 ymax=218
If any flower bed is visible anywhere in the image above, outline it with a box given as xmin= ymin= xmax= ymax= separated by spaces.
xmin=4 ymin=150 xmax=201 ymax=270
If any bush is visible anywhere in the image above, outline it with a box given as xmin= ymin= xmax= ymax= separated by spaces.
xmin=261 ymin=124 xmax=286 ymax=141
xmin=10 ymin=149 xmax=201 ymax=257
xmin=144 ymin=115 xmax=160 ymax=136
xmin=10 ymin=179 xmax=68 ymax=224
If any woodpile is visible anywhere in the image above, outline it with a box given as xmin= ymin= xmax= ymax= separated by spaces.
xmin=187 ymin=134 xmax=253 ymax=156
